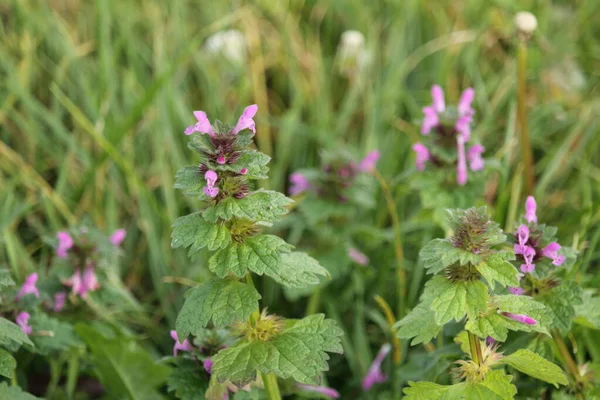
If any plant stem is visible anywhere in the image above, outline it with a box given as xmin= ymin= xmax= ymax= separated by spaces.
xmin=373 ymin=169 xmax=406 ymax=319
xmin=517 ymin=40 xmax=534 ymax=196
xmin=552 ymin=329 xmax=580 ymax=384
xmin=468 ymin=332 xmax=483 ymax=366
xmin=305 ymin=287 xmax=321 ymax=315
xmin=373 ymin=295 xmax=402 ymax=364
xmin=261 ymin=372 xmax=282 ymax=400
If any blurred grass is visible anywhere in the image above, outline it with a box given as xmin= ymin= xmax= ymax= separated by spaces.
xmin=1 ymin=0 xmax=599 ymax=376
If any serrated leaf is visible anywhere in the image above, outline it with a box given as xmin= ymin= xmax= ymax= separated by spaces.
xmin=215 ymin=151 xmax=270 ymax=179
xmin=174 ymin=166 xmax=205 ymax=197
xmin=167 ymin=358 xmax=208 ymax=400
xmin=203 ymin=191 xmax=293 ymax=223
xmin=0 ymin=348 xmax=16 ymax=378
xmin=267 ymin=252 xmax=329 ymax=288
xmin=419 ymin=239 xmax=481 ymax=274
xmin=212 ymin=314 xmax=343 ymax=387
xmin=0 ymin=383 xmax=41 ymax=400
xmin=454 ymin=331 xmax=471 ymax=356
xmin=209 ymin=235 xmax=292 ymax=278
xmin=0 ymin=317 xmax=33 ymax=347
xmin=430 ymin=279 xmax=488 ymax=324
xmin=176 ymin=279 xmax=261 ymax=338
xmin=574 ymin=291 xmax=600 ymax=329
xmin=479 ymin=370 xmax=517 ymax=400
xmin=536 ymin=282 xmax=583 ymax=333
xmin=0 ymin=269 xmax=14 ymax=289
xmin=29 ymin=313 xmax=81 ymax=355
xmin=440 ymin=382 xmax=504 ymax=400
xmin=465 ymin=313 xmax=511 ymax=342
xmin=403 ymin=381 xmax=449 ymax=399
xmin=500 ymin=349 xmax=568 ymax=387
xmin=171 ymin=213 xmax=231 ymax=254
xmin=476 ymin=252 xmax=519 ymax=289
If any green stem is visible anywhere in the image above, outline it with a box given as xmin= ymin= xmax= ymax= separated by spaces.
xmin=305 ymin=287 xmax=321 ymax=315
xmin=66 ymin=352 xmax=80 ymax=400
xmin=468 ymin=332 xmax=483 ymax=366
xmin=261 ymin=372 xmax=282 ymax=400
xmin=552 ymin=329 xmax=580 ymax=384
xmin=517 ymin=41 xmax=534 ymax=196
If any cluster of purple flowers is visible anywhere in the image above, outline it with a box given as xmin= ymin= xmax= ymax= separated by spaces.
xmin=413 ymin=85 xmax=485 ymax=185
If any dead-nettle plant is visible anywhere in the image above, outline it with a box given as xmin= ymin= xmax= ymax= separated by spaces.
xmin=394 ymin=207 xmax=568 ymax=398
xmin=172 ymin=105 xmax=344 ymax=398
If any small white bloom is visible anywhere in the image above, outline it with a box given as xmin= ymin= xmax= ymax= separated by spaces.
xmin=337 ymin=30 xmax=370 ymax=77
xmin=204 ymin=29 xmax=246 ymax=64
xmin=514 ymin=11 xmax=538 ymax=34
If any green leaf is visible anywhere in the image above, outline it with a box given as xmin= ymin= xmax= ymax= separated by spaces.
xmin=171 ymin=213 xmax=231 ymax=254
xmin=536 ymin=281 xmax=583 ymax=333
xmin=209 ymin=235 xmax=292 ymax=278
xmin=500 ymin=349 xmax=568 ymax=387
xmin=176 ymin=279 xmax=261 ymax=338
xmin=403 ymin=381 xmax=449 ymax=399
xmin=212 ymin=314 xmax=343 ymax=387
xmin=0 ymin=269 xmax=15 ymax=289
xmin=465 ymin=313 xmax=512 ymax=342
xmin=203 ymin=190 xmax=293 ymax=223
xmin=479 ymin=370 xmax=517 ymax=400
xmin=0 ymin=317 xmax=33 ymax=347
xmin=216 ymin=151 xmax=270 ymax=179
xmin=75 ymin=324 xmax=172 ymax=400
xmin=440 ymin=382 xmax=504 ymax=400
xmin=476 ymin=252 xmax=519 ymax=289
xmin=454 ymin=331 xmax=471 ymax=356
xmin=574 ymin=291 xmax=600 ymax=329
xmin=0 ymin=383 xmax=41 ymax=400
xmin=430 ymin=279 xmax=488 ymax=324
xmin=268 ymin=252 xmax=329 ymax=288
xmin=167 ymin=358 xmax=208 ymax=400
xmin=174 ymin=166 xmax=204 ymax=197
xmin=29 ymin=313 xmax=81 ymax=355
xmin=419 ymin=239 xmax=481 ymax=274
xmin=0 ymin=348 xmax=16 ymax=378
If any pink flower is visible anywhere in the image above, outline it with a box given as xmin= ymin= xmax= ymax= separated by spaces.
xmin=289 ymin=172 xmax=311 ymax=196
xmin=110 ymin=229 xmax=126 ymax=246
xmin=240 ymin=168 xmax=248 ymax=175
xmin=16 ymin=273 xmax=40 ymax=301
xmin=53 ymin=292 xmax=67 ymax=312
xmin=525 ymin=196 xmax=537 ymax=224
xmin=203 ymin=170 xmax=219 ymax=198
xmin=541 ymin=242 xmax=565 ymax=266
xmin=486 ymin=337 xmax=496 ymax=346
xmin=65 ymin=266 xmax=100 ymax=298
xmin=185 ymin=111 xmax=215 ymax=136
xmin=412 ymin=143 xmax=430 ymax=171
xmin=456 ymin=136 xmax=468 ymax=185
xmin=232 ymin=104 xmax=258 ymax=135
xmin=421 ymin=106 xmax=439 ymax=135
xmin=501 ymin=312 xmax=537 ymax=325
xmin=455 ymin=115 xmax=472 ymax=142
xmin=65 ymin=269 xmax=83 ymax=296
xmin=348 ymin=247 xmax=369 ymax=266
xmin=362 ymin=343 xmax=391 ymax=391
xmin=509 ymin=287 xmax=524 ymax=295
xmin=203 ymin=358 xmax=213 ymax=374
xmin=359 ymin=150 xmax=380 ymax=173
xmin=467 ymin=144 xmax=485 ymax=171
xmin=217 ymin=155 xmax=226 ymax=165
xmin=431 ymin=85 xmax=445 ymax=113
xmin=83 ymin=265 xmax=100 ymax=293
xmin=520 ymin=246 xmax=536 ymax=273
xmin=56 ymin=231 xmax=74 ymax=258
xmin=297 ymin=384 xmax=340 ymax=399
xmin=513 ymin=224 xmax=530 ymax=255
xmin=458 ymin=88 xmax=475 ymax=116
xmin=16 ymin=312 xmax=32 ymax=335
xmin=170 ymin=330 xmax=194 ymax=356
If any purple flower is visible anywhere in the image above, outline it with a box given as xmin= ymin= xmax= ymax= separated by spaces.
xmin=170 ymin=330 xmax=194 ymax=356
xmin=458 ymin=88 xmax=475 ymax=116
xmin=56 ymin=231 xmax=74 ymax=258
xmin=16 ymin=312 xmax=32 ymax=335
xmin=541 ymin=242 xmax=566 ymax=266
xmin=217 ymin=155 xmax=226 ymax=165
xmin=525 ymin=196 xmax=537 ymax=224
xmin=203 ymin=170 xmax=220 ymax=198
xmin=16 ymin=273 xmax=40 ymax=301
xmin=362 ymin=343 xmax=391 ymax=391
xmin=421 ymin=106 xmax=439 ymax=135
xmin=240 ymin=168 xmax=248 ymax=175
xmin=297 ymin=384 xmax=340 ymax=399
xmin=110 ymin=229 xmax=126 ymax=246
xmin=509 ymin=287 xmax=524 ymax=295
xmin=185 ymin=111 xmax=215 ymax=136
xmin=456 ymin=136 xmax=468 ymax=185
xmin=467 ymin=144 xmax=485 ymax=171
xmin=203 ymin=358 xmax=213 ymax=374
xmin=455 ymin=115 xmax=472 ymax=142
xmin=412 ymin=143 xmax=430 ymax=171
xmin=501 ymin=312 xmax=537 ymax=325
xmin=359 ymin=150 xmax=380 ymax=173
xmin=431 ymin=85 xmax=445 ymax=113
xmin=232 ymin=104 xmax=258 ymax=135
xmin=53 ymin=292 xmax=67 ymax=312
xmin=289 ymin=172 xmax=311 ymax=196
xmin=519 ymin=246 xmax=536 ymax=273
xmin=485 ymin=337 xmax=496 ymax=346
xmin=65 ymin=266 xmax=100 ymax=298
xmin=348 ymin=247 xmax=369 ymax=266
xmin=514 ymin=224 xmax=530 ymax=255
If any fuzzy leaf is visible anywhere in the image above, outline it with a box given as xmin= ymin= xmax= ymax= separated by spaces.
xmin=430 ymin=279 xmax=488 ymax=324
xmin=479 ymin=370 xmax=517 ymax=400
xmin=536 ymin=281 xmax=583 ymax=333
xmin=0 ymin=383 xmax=41 ymax=400
xmin=209 ymin=235 xmax=292 ymax=278
xmin=574 ymin=291 xmax=600 ymax=329
xmin=476 ymin=252 xmax=519 ymax=289
xmin=171 ymin=213 xmax=231 ymax=254
xmin=268 ymin=252 xmax=330 ymax=288
xmin=212 ymin=314 xmax=343 ymax=387
xmin=203 ymin=191 xmax=293 ymax=223
xmin=500 ymin=349 xmax=568 ymax=387
xmin=446 ymin=207 xmax=506 ymax=247
xmin=176 ymin=279 xmax=261 ymax=338
xmin=440 ymin=382 xmax=504 ymax=400
xmin=0 ymin=317 xmax=33 ymax=347
xmin=29 ymin=314 xmax=81 ymax=355
xmin=167 ymin=358 xmax=208 ymax=400
xmin=403 ymin=381 xmax=449 ymax=399
xmin=0 ymin=349 xmax=16 ymax=378
xmin=404 ymin=378 xmax=512 ymax=400
xmin=419 ymin=239 xmax=481 ymax=274
xmin=465 ymin=313 xmax=511 ymax=342
xmin=174 ymin=166 xmax=205 ymax=197
xmin=0 ymin=269 xmax=14 ymax=289
xmin=216 ymin=151 xmax=270 ymax=179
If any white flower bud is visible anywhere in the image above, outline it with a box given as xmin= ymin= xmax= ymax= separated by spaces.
xmin=337 ymin=30 xmax=369 ymax=77
xmin=514 ymin=11 xmax=538 ymax=35
xmin=204 ymin=30 xmax=246 ymax=65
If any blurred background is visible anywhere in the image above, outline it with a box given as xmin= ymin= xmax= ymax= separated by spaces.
xmin=1 ymin=0 xmax=599 ymax=393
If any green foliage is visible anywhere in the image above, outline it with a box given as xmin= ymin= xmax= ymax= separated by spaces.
xmin=0 ymin=348 xmax=16 ymax=378
xmin=475 ymin=252 xmax=519 ymax=289
xmin=171 ymin=213 xmax=231 ymax=254
xmin=419 ymin=239 xmax=481 ymax=274
xmin=0 ymin=317 xmax=34 ymax=347
xmin=212 ymin=314 xmax=343 ymax=387
xmin=167 ymin=358 xmax=208 ymax=400
xmin=29 ymin=313 xmax=81 ymax=355
xmin=176 ymin=278 xmax=261 ymax=338
xmin=430 ymin=278 xmax=488 ymax=324
xmin=0 ymin=269 xmax=15 ymax=289
xmin=404 ymin=371 xmax=517 ymax=400
xmin=269 ymin=252 xmax=330 ymax=288
xmin=536 ymin=281 xmax=584 ymax=333
xmin=0 ymin=383 xmax=40 ymax=400
xmin=202 ymin=191 xmax=293 ymax=223
xmin=574 ymin=291 xmax=600 ymax=329
xmin=500 ymin=349 xmax=569 ymax=387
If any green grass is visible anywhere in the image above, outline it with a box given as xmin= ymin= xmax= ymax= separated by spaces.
xmin=1 ymin=0 xmax=599 ymax=396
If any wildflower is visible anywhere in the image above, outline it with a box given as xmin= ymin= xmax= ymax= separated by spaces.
xmin=514 ymin=11 xmax=538 ymax=35
xmin=297 ymin=384 xmax=340 ymax=399
xmin=16 ymin=312 xmax=32 ymax=335
xmin=65 ymin=269 xmax=83 ymax=296
xmin=513 ymin=224 xmax=530 ymax=255
xmin=421 ymin=85 xmax=475 ymax=139
xmin=65 ymin=266 xmax=100 ymax=298
xmin=53 ymin=292 xmax=66 ymax=312
xmin=56 ymin=231 xmax=74 ymax=258
xmin=110 ymin=229 xmax=126 ymax=246
xmin=520 ymin=246 xmax=536 ymax=273
xmin=501 ymin=312 xmax=537 ymax=325
xmin=412 ymin=143 xmax=430 ymax=171
xmin=16 ymin=273 xmax=40 ymax=301
xmin=203 ymin=170 xmax=220 ymax=198
xmin=240 ymin=168 xmax=248 ymax=175
xmin=205 ymin=30 xmax=246 ymax=65
xmin=348 ymin=247 xmax=369 ymax=266
xmin=185 ymin=111 xmax=215 ymax=136
xmin=525 ymin=196 xmax=537 ymax=224
xmin=170 ymin=330 xmax=194 ymax=356
xmin=467 ymin=144 xmax=485 ymax=171
xmin=232 ymin=105 xmax=258 ymax=135
xmin=359 ymin=150 xmax=380 ymax=173
xmin=509 ymin=287 xmax=524 ymax=295
xmin=289 ymin=172 xmax=311 ymax=196
xmin=362 ymin=343 xmax=391 ymax=391
xmin=541 ymin=242 xmax=566 ymax=266
xmin=485 ymin=337 xmax=496 ymax=346
xmin=337 ymin=30 xmax=369 ymax=77
xmin=456 ymin=136 xmax=468 ymax=185
xmin=203 ymin=358 xmax=213 ymax=374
